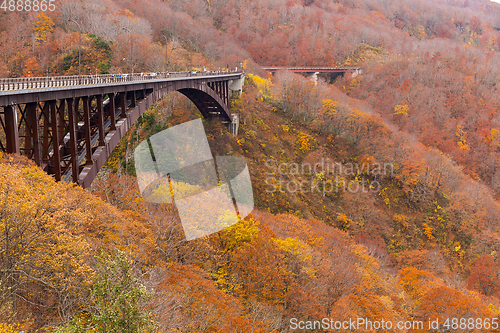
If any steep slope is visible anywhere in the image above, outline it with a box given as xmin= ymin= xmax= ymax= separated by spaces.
xmin=91 ymin=71 xmax=500 ymax=331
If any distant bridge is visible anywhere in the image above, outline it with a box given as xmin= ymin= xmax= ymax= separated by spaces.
xmin=262 ymin=67 xmax=361 ymax=84
xmin=262 ymin=67 xmax=361 ymax=74
xmin=0 ymin=71 xmax=245 ymax=188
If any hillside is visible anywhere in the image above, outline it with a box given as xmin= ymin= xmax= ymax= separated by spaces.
xmin=86 ymin=71 xmax=500 ymax=332
xmin=2 ymin=0 xmax=500 ymax=331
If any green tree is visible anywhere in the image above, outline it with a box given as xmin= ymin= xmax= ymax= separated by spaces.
xmin=54 ymin=250 xmax=157 ymax=333
xmin=91 ymin=250 xmax=156 ymax=332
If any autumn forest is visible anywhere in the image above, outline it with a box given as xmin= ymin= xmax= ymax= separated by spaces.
xmin=3 ymin=0 xmax=500 ymax=332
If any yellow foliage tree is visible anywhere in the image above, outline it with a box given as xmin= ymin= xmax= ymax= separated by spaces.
xmin=456 ymin=125 xmax=470 ymax=150
xmin=297 ymin=133 xmax=316 ymax=153
xmin=33 ymin=12 xmax=55 ymax=43
xmin=0 ymin=155 xmax=137 ymax=326
xmin=423 ymin=223 xmax=434 ymax=240
xmin=0 ymin=324 xmax=16 ymax=333
xmin=321 ymin=99 xmax=338 ymax=116
xmin=394 ymin=104 xmax=409 ymax=116
xmin=247 ymin=73 xmax=273 ymax=99
xmin=488 ymin=128 xmax=500 ymax=147
xmin=337 ymin=213 xmax=355 ymax=230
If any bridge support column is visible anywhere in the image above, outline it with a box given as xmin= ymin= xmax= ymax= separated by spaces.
xmin=109 ymin=93 xmax=116 ymax=131
xmin=229 ymin=114 xmax=240 ymax=136
xmin=4 ymin=105 xmax=20 ymax=154
xmin=229 ymin=75 xmax=245 ymax=96
xmin=306 ymin=72 xmax=320 ymax=86
xmin=223 ymin=81 xmax=229 ymax=107
xmin=49 ymin=100 xmax=62 ymax=181
xmin=82 ymin=96 xmax=93 ymax=165
xmin=129 ymin=91 xmax=136 ymax=108
xmin=40 ymin=102 xmax=51 ymax=166
xmin=25 ymin=102 xmax=41 ymax=166
xmin=221 ymin=82 xmax=225 ymax=105
xmin=97 ymin=95 xmax=105 ymax=146
xmin=67 ymin=98 xmax=78 ymax=183
xmin=119 ymin=92 xmax=127 ymax=119
xmin=58 ymin=100 xmax=66 ymax=143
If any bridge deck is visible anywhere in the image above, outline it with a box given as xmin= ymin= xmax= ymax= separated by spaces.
xmin=262 ymin=67 xmax=360 ymax=73
xmin=0 ymin=71 xmax=240 ymax=92
xmin=0 ymin=71 xmax=243 ymax=105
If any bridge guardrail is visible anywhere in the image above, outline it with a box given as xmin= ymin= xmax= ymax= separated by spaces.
xmin=0 ymin=71 xmax=243 ymax=92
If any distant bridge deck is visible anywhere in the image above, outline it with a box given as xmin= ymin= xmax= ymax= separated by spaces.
xmin=262 ymin=67 xmax=361 ymax=74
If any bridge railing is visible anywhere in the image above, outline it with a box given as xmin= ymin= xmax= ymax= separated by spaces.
xmin=0 ymin=71 xmax=242 ymax=92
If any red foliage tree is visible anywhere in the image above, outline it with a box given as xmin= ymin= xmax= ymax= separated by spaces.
xmin=466 ymin=254 xmax=499 ymax=296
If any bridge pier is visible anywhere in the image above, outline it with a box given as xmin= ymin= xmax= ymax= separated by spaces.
xmin=229 ymin=114 xmax=240 ymax=136
xmin=109 ymin=93 xmax=116 ymax=130
xmin=82 ymin=96 xmax=93 ymax=166
xmin=306 ymin=72 xmax=320 ymax=85
xmin=97 ymin=95 xmax=105 ymax=147
xmin=229 ymin=75 xmax=244 ymax=96
xmin=25 ymin=102 xmax=41 ymax=167
xmin=67 ymin=98 xmax=79 ymax=183
xmin=49 ymin=100 xmax=62 ymax=181
xmin=4 ymin=105 xmax=19 ymax=154
xmin=119 ymin=93 xmax=127 ymax=119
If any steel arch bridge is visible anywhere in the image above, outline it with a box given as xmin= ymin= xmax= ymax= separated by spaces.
xmin=0 ymin=71 xmax=245 ymax=188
